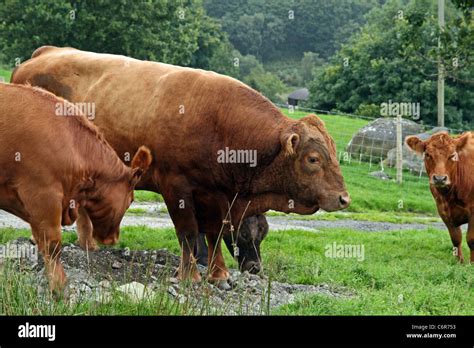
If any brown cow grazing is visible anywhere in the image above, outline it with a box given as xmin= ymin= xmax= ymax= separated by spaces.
xmin=0 ymin=83 xmax=152 ymax=294
xmin=406 ymin=132 xmax=474 ymax=263
xmin=12 ymin=46 xmax=350 ymax=283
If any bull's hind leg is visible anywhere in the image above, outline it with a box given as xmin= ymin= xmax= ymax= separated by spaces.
xmin=447 ymin=225 xmax=464 ymax=263
xmin=76 ymin=207 xmax=98 ymax=251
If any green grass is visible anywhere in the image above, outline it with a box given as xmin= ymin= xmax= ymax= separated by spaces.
xmin=270 ymin=227 xmax=474 ymax=315
xmin=0 ymin=67 xmax=11 ymax=82
xmin=1 ymin=225 xmax=472 ymax=315
xmin=133 ymin=191 xmax=163 ymax=202
xmin=341 ymin=163 xmax=437 ymax=215
xmin=281 ymin=108 xmax=369 ymax=151
xmin=266 ymin=211 xmax=441 ymax=224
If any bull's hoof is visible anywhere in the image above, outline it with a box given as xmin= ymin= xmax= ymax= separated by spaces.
xmin=176 ymin=269 xmax=202 ymax=283
xmin=77 ymin=239 xmax=99 ymax=251
xmin=215 ymin=279 xmax=231 ymax=290
xmin=208 ymin=268 xmax=230 ymax=282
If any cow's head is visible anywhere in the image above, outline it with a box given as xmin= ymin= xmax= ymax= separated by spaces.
xmin=84 ymin=146 xmax=152 ymax=244
xmin=223 ymin=214 xmax=268 ymax=274
xmin=279 ymin=114 xmax=350 ymax=213
xmin=406 ymin=132 xmax=471 ymax=188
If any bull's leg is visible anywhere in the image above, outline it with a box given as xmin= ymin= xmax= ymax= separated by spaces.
xmin=447 ymin=225 xmax=464 ymax=263
xmin=76 ymin=207 xmax=98 ymax=251
xmin=205 ymin=219 xmax=230 ymax=281
xmin=194 ymin=232 xmax=208 ymax=266
xmin=162 ymin=185 xmax=201 ymax=282
xmin=467 ymin=220 xmax=474 ymax=263
xmin=175 ymin=218 xmax=201 ymax=282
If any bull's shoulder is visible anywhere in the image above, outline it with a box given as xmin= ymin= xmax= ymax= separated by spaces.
xmin=31 ymin=45 xmax=65 ymax=58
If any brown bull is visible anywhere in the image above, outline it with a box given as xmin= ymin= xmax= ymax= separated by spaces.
xmin=12 ymin=46 xmax=350 ymax=283
xmin=406 ymin=131 xmax=474 ymax=263
xmin=0 ymin=83 xmax=152 ymax=294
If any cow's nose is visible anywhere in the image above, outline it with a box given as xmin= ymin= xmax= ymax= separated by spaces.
xmin=339 ymin=193 xmax=351 ymax=208
xmin=243 ymin=261 xmax=261 ymax=274
xmin=433 ymin=175 xmax=448 ymax=185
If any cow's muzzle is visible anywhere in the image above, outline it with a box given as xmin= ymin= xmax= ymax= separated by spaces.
xmin=432 ymin=175 xmax=449 ymax=187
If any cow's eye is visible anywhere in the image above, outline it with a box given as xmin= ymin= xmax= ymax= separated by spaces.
xmin=308 ymin=156 xmax=319 ymax=164
xmin=425 ymin=153 xmax=431 ymax=160
xmin=450 ymin=153 xmax=458 ymax=161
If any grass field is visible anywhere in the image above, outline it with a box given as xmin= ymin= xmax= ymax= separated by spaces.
xmin=1 ymin=225 xmax=471 ymax=315
xmin=0 ymin=67 xmax=11 ymax=82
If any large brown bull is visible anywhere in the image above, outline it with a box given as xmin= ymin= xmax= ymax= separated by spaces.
xmin=0 ymin=82 xmax=152 ymax=294
xmin=406 ymin=132 xmax=474 ymax=263
xmin=12 ymin=46 xmax=350 ymax=283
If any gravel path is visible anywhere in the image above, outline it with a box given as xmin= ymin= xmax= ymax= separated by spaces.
xmin=4 ymin=237 xmax=350 ymax=313
xmin=0 ymin=202 xmax=450 ymax=232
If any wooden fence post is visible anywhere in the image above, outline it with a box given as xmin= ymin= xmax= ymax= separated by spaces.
xmin=396 ymin=114 xmax=403 ymax=184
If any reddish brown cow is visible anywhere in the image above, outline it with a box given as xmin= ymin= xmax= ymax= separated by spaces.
xmin=406 ymin=132 xmax=474 ymax=262
xmin=0 ymin=83 xmax=152 ymax=294
xmin=12 ymin=46 xmax=350 ymax=283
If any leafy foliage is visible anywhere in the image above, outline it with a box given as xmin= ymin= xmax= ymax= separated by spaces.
xmin=0 ymin=0 xmax=227 ymax=69
xmin=204 ymin=0 xmax=378 ymax=61
xmin=308 ymin=0 xmax=473 ymax=128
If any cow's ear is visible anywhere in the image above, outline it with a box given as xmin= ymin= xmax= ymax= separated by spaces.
xmin=281 ymin=132 xmax=300 ymax=157
xmin=406 ymin=136 xmax=425 ymax=155
xmin=455 ymin=132 xmax=471 ymax=154
xmin=130 ymin=146 xmax=152 ymax=186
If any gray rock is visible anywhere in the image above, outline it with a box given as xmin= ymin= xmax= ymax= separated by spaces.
xmin=369 ymin=171 xmax=391 ymax=180
xmin=111 ymin=260 xmax=122 ymax=269
xmin=99 ymin=280 xmax=112 ymax=289
xmin=117 ymin=281 xmax=154 ymax=302
xmin=216 ymin=280 xmax=231 ymax=291
xmin=168 ymin=285 xmax=178 ymax=297
xmin=346 ymin=118 xmax=423 ymax=161
xmin=385 ymin=144 xmax=426 ymax=174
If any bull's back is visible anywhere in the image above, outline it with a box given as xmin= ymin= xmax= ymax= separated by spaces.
xmin=13 ymin=47 xmax=227 ymax=162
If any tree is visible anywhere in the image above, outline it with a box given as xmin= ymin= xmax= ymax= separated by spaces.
xmin=204 ymin=0 xmax=379 ymax=61
xmin=308 ymin=0 xmax=473 ymax=128
xmin=0 ymin=0 xmax=228 ymax=68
